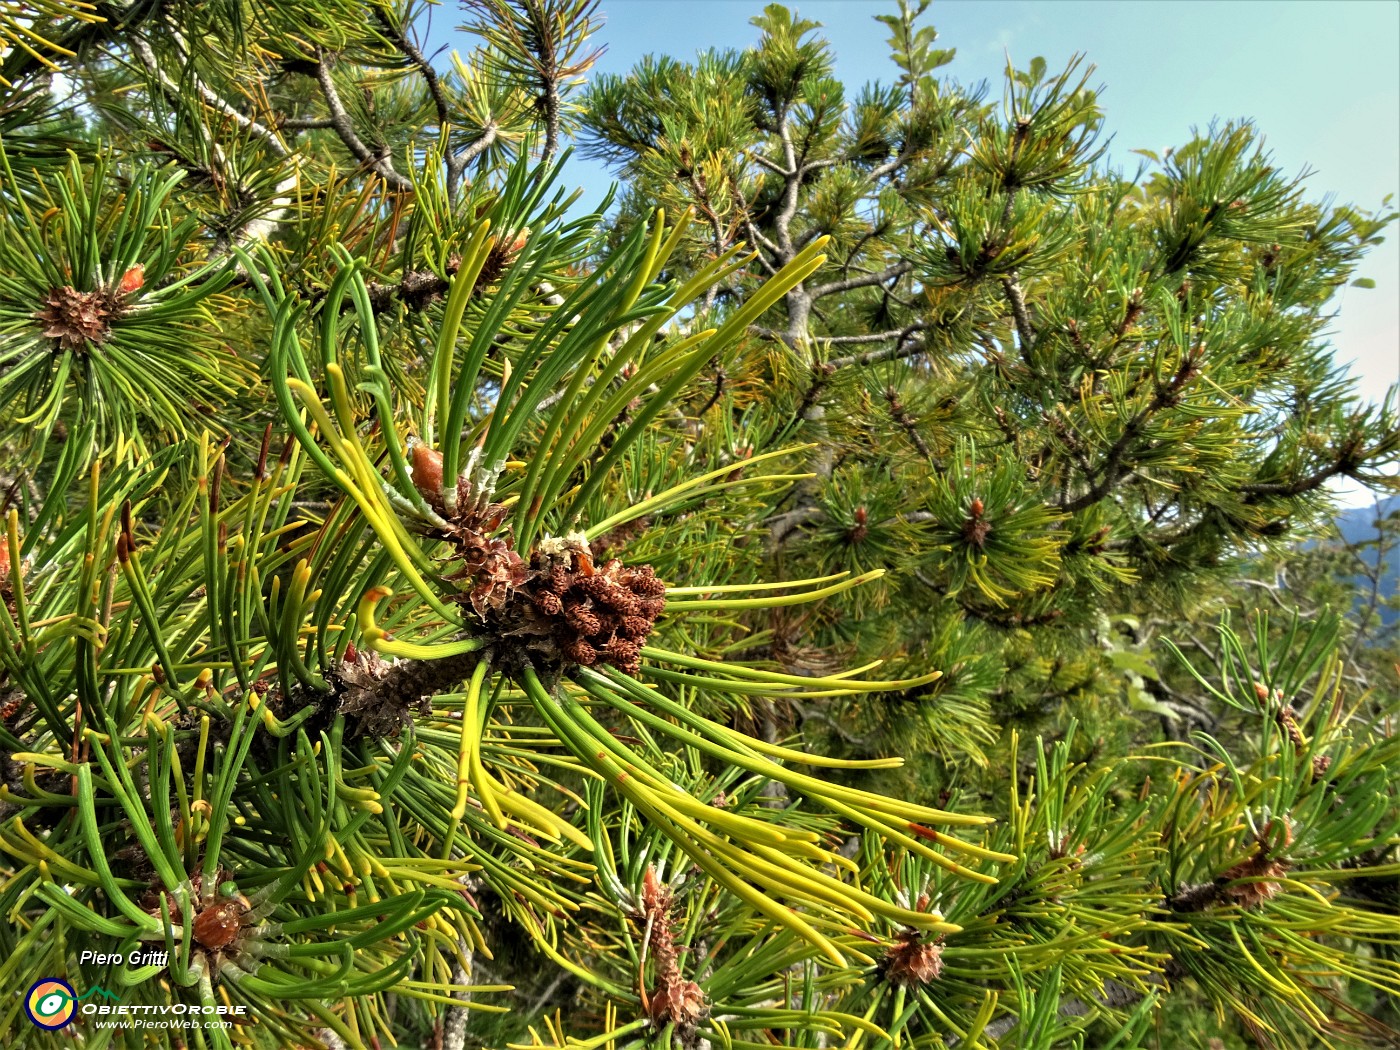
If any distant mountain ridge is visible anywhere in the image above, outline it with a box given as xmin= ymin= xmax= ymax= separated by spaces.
xmin=1333 ymin=497 xmax=1398 ymax=625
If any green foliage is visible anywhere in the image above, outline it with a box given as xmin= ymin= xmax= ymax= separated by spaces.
xmin=0 ymin=152 xmax=242 ymax=455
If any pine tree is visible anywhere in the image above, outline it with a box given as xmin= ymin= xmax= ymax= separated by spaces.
xmin=581 ymin=5 xmax=1400 ymax=750
xmin=0 ymin=3 xmax=1396 ymax=1049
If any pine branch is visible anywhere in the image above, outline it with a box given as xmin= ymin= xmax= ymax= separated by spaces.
xmin=773 ymin=113 xmax=802 ymax=259
xmin=128 ymin=35 xmax=296 ymax=251
xmin=457 ymin=122 xmax=499 ymax=169
xmin=748 ymin=151 xmax=791 ymax=177
xmin=824 ymin=323 xmax=928 ymax=345
xmin=868 ymin=143 xmax=917 ymax=182
xmin=827 ymin=330 xmax=928 ymax=369
xmin=1059 ymin=349 xmax=1201 ymax=513
xmin=375 ymin=8 xmax=467 ymax=194
xmin=1238 ymin=456 xmax=1359 ymax=502
xmin=133 ymin=37 xmax=289 ymax=159
xmin=808 ymin=260 xmax=914 ymax=300
xmin=1001 ymin=273 xmax=1035 ymax=358
xmin=535 ymin=22 xmax=563 ymax=162
xmin=280 ymin=116 xmax=335 ymax=131
xmin=885 ymin=385 xmax=934 ymax=460
xmin=766 ymin=505 xmax=824 ymax=552
xmin=313 ymin=56 xmax=415 ymax=193
xmin=743 ymin=219 xmax=782 ymax=267
xmin=378 ymin=11 xmax=450 ymax=132
xmin=440 ymin=941 xmax=474 ymax=1050
xmin=996 ymin=119 xmax=1036 ymax=359
xmin=793 ymin=225 xmax=826 ymax=252
xmin=966 ymin=975 xmax=1169 ymax=1045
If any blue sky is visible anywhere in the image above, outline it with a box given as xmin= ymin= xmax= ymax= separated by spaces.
xmin=422 ymin=0 xmax=1398 ymax=421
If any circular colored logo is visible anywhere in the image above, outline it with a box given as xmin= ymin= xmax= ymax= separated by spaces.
xmin=24 ymin=979 xmax=76 ymax=1030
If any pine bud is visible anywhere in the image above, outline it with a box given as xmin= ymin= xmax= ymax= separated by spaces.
xmin=410 ymin=443 xmax=444 ymax=501
xmin=962 ymin=499 xmax=991 ymax=548
xmin=118 ymin=264 xmax=145 ymax=296
xmin=642 ymin=865 xmax=663 ymax=907
xmin=849 ymin=506 xmax=869 ymax=544
xmin=191 ymin=899 xmax=244 ymax=949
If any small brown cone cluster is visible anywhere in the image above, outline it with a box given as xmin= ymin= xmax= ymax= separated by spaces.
xmin=1221 ymin=820 xmax=1292 ymax=910
xmin=473 ymin=229 xmax=530 ymax=294
xmin=1220 ymin=853 xmax=1289 ymax=909
xmin=407 ymin=446 xmax=663 ymax=674
xmin=410 ymin=445 xmax=528 ymax=618
xmin=451 ymin=506 xmax=528 ymax=619
xmin=879 ymin=929 xmax=944 ymax=987
xmin=524 ymin=534 xmax=665 ymax=675
xmin=1255 ymin=683 xmax=1332 ymax=779
xmin=1276 ymin=705 xmax=1307 ymax=750
xmin=639 ymin=867 xmax=708 ymax=1032
xmin=962 ymin=497 xmax=990 ymax=549
xmin=35 ymin=286 xmax=119 ymax=350
xmin=33 ymin=269 xmax=142 ymax=351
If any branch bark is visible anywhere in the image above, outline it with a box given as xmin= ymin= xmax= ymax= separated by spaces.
xmin=129 ymin=35 xmax=297 ymax=252
xmin=808 ymin=260 xmax=914 ymax=301
xmin=314 ymin=56 xmax=415 ymax=193
xmin=1001 ymin=274 xmax=1035 ymax=358
xmin=375 ymin=8 xmax=469 ymax=196
xmin=440 ymin=939 xmax=475 ymax=1050
xmin=827 ymin=332 xmax=928 ymax=370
